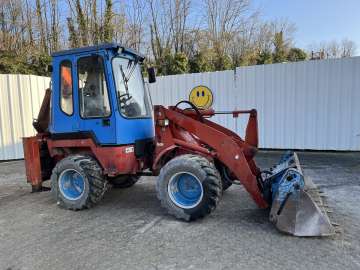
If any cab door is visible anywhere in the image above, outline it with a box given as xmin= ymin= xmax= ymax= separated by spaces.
xmin=50 ymin=57 xmax=81 ymax=134
xmin=75 ymin=53 xmax=116 ymax=145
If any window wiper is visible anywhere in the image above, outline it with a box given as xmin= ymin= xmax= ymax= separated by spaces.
xmin=119 ymin=64 xmax=129 ymax=94
xmin=125 ymin=58 xmax=138 ymax=82
xmin=119 ymin=57 xmax=139 ymax=93
xmin=123 ymin=57 xmax=139 ymax=83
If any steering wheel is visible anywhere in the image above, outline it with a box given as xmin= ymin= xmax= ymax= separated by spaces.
xmin=174 ymin=100 xmax=204 ymax=123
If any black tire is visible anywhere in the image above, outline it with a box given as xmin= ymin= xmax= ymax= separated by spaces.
xmin=110 ymin=175 xmax=139 ymax=188
xmin=219 ymin=165 xmax=233 ymax=191
xmin=51 ymin=155 xmax=109 ymax=210
xmin=156 ymin=154 xmax=222 ymax=221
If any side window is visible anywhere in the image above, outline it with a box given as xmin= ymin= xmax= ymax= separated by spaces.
xmin=60 ymin=61 xmax=73 ymax=115
xmin=78 ymin=55 xmax=111 ymax=118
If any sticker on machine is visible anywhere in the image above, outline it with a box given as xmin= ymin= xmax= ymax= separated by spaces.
xmin=125 ymin=146 xmax=134 ymax=154
xmin=189 ymin=85 xmax=213 ymax=109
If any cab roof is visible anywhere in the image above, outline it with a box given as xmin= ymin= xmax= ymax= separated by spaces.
xmin=51 ymin=43 xmax=145 ymax=60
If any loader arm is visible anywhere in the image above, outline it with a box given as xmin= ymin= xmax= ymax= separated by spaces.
xmin=153 ymin=105 xmax=268 ymax=209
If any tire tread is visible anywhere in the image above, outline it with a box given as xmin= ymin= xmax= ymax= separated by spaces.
xmin=156 ymin=154 xmax=222 ymax=221
xmin=51 ymin=154 xmax=109 ymax=210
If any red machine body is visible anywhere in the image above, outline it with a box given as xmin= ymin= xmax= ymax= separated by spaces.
xmin=152 ymin=105 xmax=268 ymax=208
xmin=23 ymin=134 xmax=148 ymax=190
xmin=23 ymin=96 xmax=267 ymax=208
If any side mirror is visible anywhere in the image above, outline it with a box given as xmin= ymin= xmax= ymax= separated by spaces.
xmin=47 ymin=65 xmax=53 ymax=73
xmin=147 ymin=67 xmax=156 ymax=83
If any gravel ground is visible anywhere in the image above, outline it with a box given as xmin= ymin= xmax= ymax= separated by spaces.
xmin=0 ymin=151 xmax=359 ymax=270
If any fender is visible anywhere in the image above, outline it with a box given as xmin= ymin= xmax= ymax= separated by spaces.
xmin=152 ymin=145 xmax=178 ymax=173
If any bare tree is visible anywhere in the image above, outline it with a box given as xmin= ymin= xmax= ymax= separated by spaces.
xmin=168 ymin=0 xmax=191 ymax=53
xmin=269 ymin=18 xmax=296 ymax=47
xmin=341 ymin=38 xmax=357 ymax=57
xmin=49 ymin=0 xmax=59 ymax=51
xmin=124 ymin=0 xmax=146 ymax=51
xmin=148 ymin=0 xmax=172 ymax=62
xmin=103 ymin=0 xmax=114 ymax=42
xmin=3 ymin=0 xmax=356 ymax=76
xmin=24 ymin=0 xmax=34 ymax=47
xmin=309 ymin=38 xmax=357 ymax=59
xmin=35 ymin=0 xmax=47 ymax=52
xmin=203 ymin=0 xmax=251 ymax=52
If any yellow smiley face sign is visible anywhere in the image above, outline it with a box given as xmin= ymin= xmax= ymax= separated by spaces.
xmin=189 ymin=85 xmax=213 ymax=109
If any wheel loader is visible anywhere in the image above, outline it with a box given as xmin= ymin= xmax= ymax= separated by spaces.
xmin=23 ymin=43 xmax=335 ymax=236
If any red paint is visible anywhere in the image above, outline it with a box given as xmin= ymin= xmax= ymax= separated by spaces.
xmin=22 ymin=134 xmax=145 ymax=189
xmin=153 ymin=105 xmax=268 ymax=209
xmin=23 ymin=100 xmax=267 ymax=209
xmin=22 ymin=136 xmax=42 ymax=189
xmin=46 ymin=138 xmax=143 ymax=177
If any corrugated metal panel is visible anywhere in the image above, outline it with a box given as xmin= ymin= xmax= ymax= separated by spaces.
xmin=150 ymin=57 xmax=360 ymax=151
xmin=235 ymin=57 xmax=360 ymax=150
xmin=150 ymin=70 xmax=237 ymax=131
xmin=0 ymin=74 xmax=50 ymax=160
xmin=0 ymin=57 xmax=359 ymax=160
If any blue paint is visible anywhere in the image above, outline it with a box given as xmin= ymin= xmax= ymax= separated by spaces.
xmin=168 ymin=173 xmax=203 ymax=208
xmin=59 ymin=169 xmax=85 ymax=200
xmin=272 ymin=169 xmax=305 ymax=202
xmin=266 ymin=152 xmax=305 ymax=204
xmin=49 ymin=43 xmax=154 ymax=145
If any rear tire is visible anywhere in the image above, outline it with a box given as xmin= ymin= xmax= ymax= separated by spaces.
xmin=156 ymin=154 xmax=222 ymax=221
xmin=51 ymin=155 xmax=109 ymax=210
xmin=110 ymin=175 xmax=139 ymax=188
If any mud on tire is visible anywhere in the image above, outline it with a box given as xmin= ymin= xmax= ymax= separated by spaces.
xmin=156 ymin=154 xmax=222 ymax=221
xmin=51 ymin=155 xmax=109 ymax=210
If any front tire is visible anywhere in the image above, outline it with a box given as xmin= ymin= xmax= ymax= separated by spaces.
xmin=219 ymin=165 xmax=233 ymax=191
xmin=156 ymin=154 xmax=222 ymax=221
xmin=51 ymin=155 xmax=109 ymax=210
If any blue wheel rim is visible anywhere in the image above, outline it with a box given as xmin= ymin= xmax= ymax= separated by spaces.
xmin=168 ymin=172 xmax=203 ymax=209
xmin=58 ymin=169 xmax=85 ymax=201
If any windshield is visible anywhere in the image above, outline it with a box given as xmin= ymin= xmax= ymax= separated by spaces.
xmin=112 ymin=57 xmax=152 ymax=118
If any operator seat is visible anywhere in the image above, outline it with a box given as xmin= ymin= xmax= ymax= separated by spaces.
xmin=80 ymin=70 xmax=104 ymax=117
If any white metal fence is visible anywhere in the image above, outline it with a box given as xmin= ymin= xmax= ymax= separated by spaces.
xmin=0 ymin=57 xmax=359 ymax=160
xmin=150 ymin=57 xmax=360 ymax=151
xmin=236 ymin=58 xmax=360 ymax=150
xmin=0 ymin=75 xmax=50 ymax=160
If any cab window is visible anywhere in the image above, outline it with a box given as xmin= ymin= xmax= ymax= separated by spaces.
xmin=78 ymin=55 xmax=111 ymax=118
xmin=60 ymin=60 xmax=73 ymax=115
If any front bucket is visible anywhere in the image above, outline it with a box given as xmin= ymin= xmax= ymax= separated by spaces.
xmin=267 ymin=153 xmax=336 ymax=236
